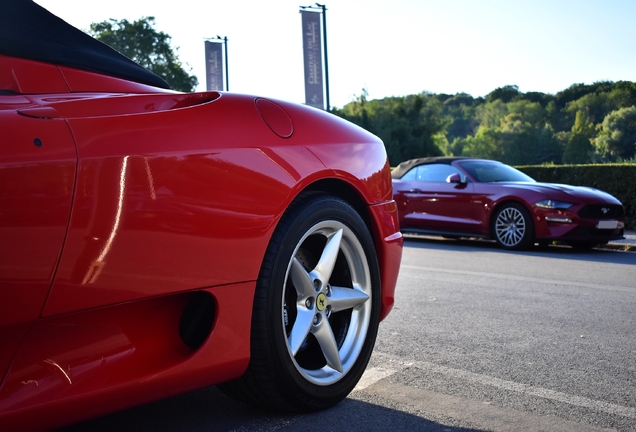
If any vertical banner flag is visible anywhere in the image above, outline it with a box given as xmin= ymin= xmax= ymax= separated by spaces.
xmin=205 ymin=41 xmax=224 ymax=91
xmin=301 ymin=10 xmax=324 ymax=110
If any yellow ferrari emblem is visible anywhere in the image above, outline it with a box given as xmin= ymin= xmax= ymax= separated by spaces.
xmin=316 ymin=293 xmax=327 ymax=311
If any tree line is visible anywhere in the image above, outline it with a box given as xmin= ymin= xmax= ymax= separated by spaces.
xmin=332 ymin=83 xmax=636 ymax=167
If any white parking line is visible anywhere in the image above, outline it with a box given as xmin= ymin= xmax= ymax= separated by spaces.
xmin=353 ymin=366 xmax=398 ymax=391
xmin=362 ymin=351 xmax=636 ymax=419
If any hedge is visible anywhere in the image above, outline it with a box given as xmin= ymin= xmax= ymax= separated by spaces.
xmin=516 ymin=164 xmax=636 ymax=230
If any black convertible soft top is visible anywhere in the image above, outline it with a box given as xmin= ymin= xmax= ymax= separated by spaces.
xmin=0 ymin=0 xmax=170 ymax=89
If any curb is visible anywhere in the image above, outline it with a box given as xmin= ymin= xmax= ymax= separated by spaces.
xmin=599 ymin=243 xmax=636 ymax=252
xmin=403 ymin=232 xmax=636 ymax=252
xmin=599 ymin=230 xmax=636 ymax=252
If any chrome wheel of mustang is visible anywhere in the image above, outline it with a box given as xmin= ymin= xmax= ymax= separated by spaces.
xmin=219 ymin=194 xmax=381 ymax=412
xmin=493 ymin=203 xmax=534 ymax=250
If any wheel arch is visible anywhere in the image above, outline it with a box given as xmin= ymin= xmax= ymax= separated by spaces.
xmin=285 ymin=177 xmax=401 ymax=321
xmin=302 ymin=178 xmax=373 ymax=232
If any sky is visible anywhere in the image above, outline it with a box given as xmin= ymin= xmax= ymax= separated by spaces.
xmin=35 ymin=0 xmax=636 ymax=109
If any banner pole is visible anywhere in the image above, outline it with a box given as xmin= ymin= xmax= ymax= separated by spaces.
xmin=318 ymin=4 xmax=330 ymax=111
xmin=224 ymin=36 xmax=229 ymax=91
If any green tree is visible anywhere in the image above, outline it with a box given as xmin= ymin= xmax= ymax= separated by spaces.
xmin=460 ymin=127 xmax=500 ymax=160
xmin=438 ymin=93 xmax=480 ymax=144
xmin=335 ymin=92 xmax=446 ymax=165
xmin=462 ymin=98 xmax=560 ymax=164
xmin=506 ymin=100 xmax=547 ymax=127
xmin=89 ymin=17 xmax=198 ymax=92
xmin=556 ymin=81 xmax=636 ymax=134
xmin=517 ymin=91 xmax=555 ymax=108
xmin=545 ymin=100 xmax=568 ymax=133
xmin=564 ymin=92 xmax=611 ymax=126
xmin=606 ymin=81 xmax=636 ymax=109
xmin=494 ymin=115 xmax=561 ymax=165
xmin=562 ymin=111 xmax=595 ymax=164
xmin=555 ymin=82 xmax=611 ymax=110
xmin=474 ymin=99 xmax=508 ymax=129
xmin=594 ymin=106 xmax=636 ymax=160
xmin=460 ymin=101 xmax=561 ymax=165
xmin=486 ymin=85 xmax=520 ymax=103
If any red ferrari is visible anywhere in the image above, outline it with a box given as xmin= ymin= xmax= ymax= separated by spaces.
xmin=392 ymin=157 xmax=625 ymax=250
xmin=0 ymin=1 xmax=403 ymax=430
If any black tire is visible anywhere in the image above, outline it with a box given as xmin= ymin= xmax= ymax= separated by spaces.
xmin=219 ymin=194 xmax=381 ymax=412
xmin=492 ymin=202 xmax=534 ymax=250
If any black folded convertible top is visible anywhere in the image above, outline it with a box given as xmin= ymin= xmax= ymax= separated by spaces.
xmin=0 ymin=0 xmax=171 ymax=89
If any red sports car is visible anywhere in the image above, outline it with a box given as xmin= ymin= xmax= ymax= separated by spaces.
xmin=0 ymin=1 xmax=403 ymax=430
xmin=392 ymin=157 xmax=624 ymax=250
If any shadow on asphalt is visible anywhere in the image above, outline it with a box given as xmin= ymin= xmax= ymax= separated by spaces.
xmin=59 ymin=385 xmax=482 ymax=432
xmin=403 ymin=235 xmax=636 ymax=266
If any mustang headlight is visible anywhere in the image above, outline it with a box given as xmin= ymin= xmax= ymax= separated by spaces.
xmin=535 ymin=199 xmax=573 ymax=209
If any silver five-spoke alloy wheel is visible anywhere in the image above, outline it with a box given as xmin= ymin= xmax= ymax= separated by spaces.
xmin=219 ymin=194 xmax=381 ymax=411
xmin=283 ymin=220 xmax=371 ymax=386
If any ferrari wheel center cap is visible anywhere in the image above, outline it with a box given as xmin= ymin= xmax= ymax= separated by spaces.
xmin=316 ymin=293 xmax=327 ymax=311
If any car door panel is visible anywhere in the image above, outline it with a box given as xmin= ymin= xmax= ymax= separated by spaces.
xmin=403 ymin=181 xmax=477 ymax=231
xmin=0 ymin=108 xmax=76 ymax=380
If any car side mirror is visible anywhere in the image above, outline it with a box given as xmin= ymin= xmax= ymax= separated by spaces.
xmin=446 ymin=173 xmax=466 ymax=184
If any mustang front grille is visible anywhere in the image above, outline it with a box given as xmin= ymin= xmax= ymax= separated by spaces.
xmin=578 ymin=204 xmax=624 ymax=220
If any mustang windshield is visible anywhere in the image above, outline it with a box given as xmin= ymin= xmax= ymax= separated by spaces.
xmin=459 ymin=160 xmax=535 ymax=183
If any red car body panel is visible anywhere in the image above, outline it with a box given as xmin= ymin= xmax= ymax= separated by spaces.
xmin=0 ymin=52 xmax=403 ymax=431
xmin=0 ymin=104 xmax=77 ymax=384
xmin=0 ymin=284 xmax=253 ymax=432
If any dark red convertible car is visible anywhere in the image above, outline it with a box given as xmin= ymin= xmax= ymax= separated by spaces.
xmin=392 ymin=157 xmax=624 ymax=250
xmin=0 ymin=1 xmax=402 ymax=430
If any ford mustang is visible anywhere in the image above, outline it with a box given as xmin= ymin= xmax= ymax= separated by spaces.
xmin=0 ymin=1 xmax=403 ymax=430
xmin=392 ymin=157 xmax=624 ymax=250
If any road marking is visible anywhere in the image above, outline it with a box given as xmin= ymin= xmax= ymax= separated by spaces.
xmin=401 ymin=265 xmax=636 ymax=293
xmin=366 ymin=381 xmax=617 ymax=432
xmin=354 ymin=366 xmax=397 ymax=391
xmin=364 ymin=351 xmax=636 ymax=419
